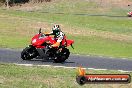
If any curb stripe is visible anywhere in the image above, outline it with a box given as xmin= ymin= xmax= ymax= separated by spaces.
xmin=14 ymin=63 xmax=132 ymax=73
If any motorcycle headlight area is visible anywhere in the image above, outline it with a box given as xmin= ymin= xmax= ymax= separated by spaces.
xmin=32 ymin=39 xmax=36 ymax=43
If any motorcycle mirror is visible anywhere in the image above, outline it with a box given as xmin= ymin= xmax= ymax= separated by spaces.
xmin=39 ymin=28 xmax=42 ymax=34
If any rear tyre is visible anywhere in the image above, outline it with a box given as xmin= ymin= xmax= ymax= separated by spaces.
xmin=54 ymin=48 xmax=70 ymax=63
xmin=21 ymin=46 xmax=38 ymax=60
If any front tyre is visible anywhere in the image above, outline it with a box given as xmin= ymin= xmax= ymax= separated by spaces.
xmin=21 ymin=46 xmax=38 ymax=60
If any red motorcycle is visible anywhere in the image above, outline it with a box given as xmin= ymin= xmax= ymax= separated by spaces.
xmin=21 ymin=28 xmax=74 ymax=63
xmin=127 ymin=11 xmax=132 ymax=17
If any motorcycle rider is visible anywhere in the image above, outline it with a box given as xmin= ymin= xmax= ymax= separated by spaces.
xmin=45 ymin=24 xmax=65 ymax=48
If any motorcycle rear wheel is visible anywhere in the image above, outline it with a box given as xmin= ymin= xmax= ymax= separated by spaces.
xmin=54 ymin=48 xmax=70 ymax=63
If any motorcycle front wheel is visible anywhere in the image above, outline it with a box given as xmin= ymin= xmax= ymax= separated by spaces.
xmin=21 ymin=46 xmax=38 ymax=60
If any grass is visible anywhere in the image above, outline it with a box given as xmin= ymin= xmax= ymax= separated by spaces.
xmin=68 ymin=35 xmax=132 ymax=58
xmin=0 ymin=63 xmax=132 ymax=88
xmin=1 ymin=9 xmax=132 ymax=34
xmin=0 ymin=0 xmax=132 ymax=58
xmin=40 ymin=0 xmax=94 ymax=14
xmin=0 ymin=9 xmax=132 ymax=58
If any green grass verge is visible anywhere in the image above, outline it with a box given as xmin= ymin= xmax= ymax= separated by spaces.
xmin=0 ymin=0 xmax=132 ymax=58
xmin=0 ymin=9 xmax=132 ymax=34
xmin=0 ymin=9 xmax=132 ymax=58
xmin=0 ymin=63 xmax=132 ymax=88
xmin=68 ymin=35 xmax=132 ymax=58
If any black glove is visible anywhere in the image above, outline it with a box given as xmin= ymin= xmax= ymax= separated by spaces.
xmin=47 ymin=45 xmax=52 ymax=49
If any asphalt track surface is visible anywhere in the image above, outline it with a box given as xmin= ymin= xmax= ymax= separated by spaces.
xmin=0 ymin=48 xmax=132 ymax=71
